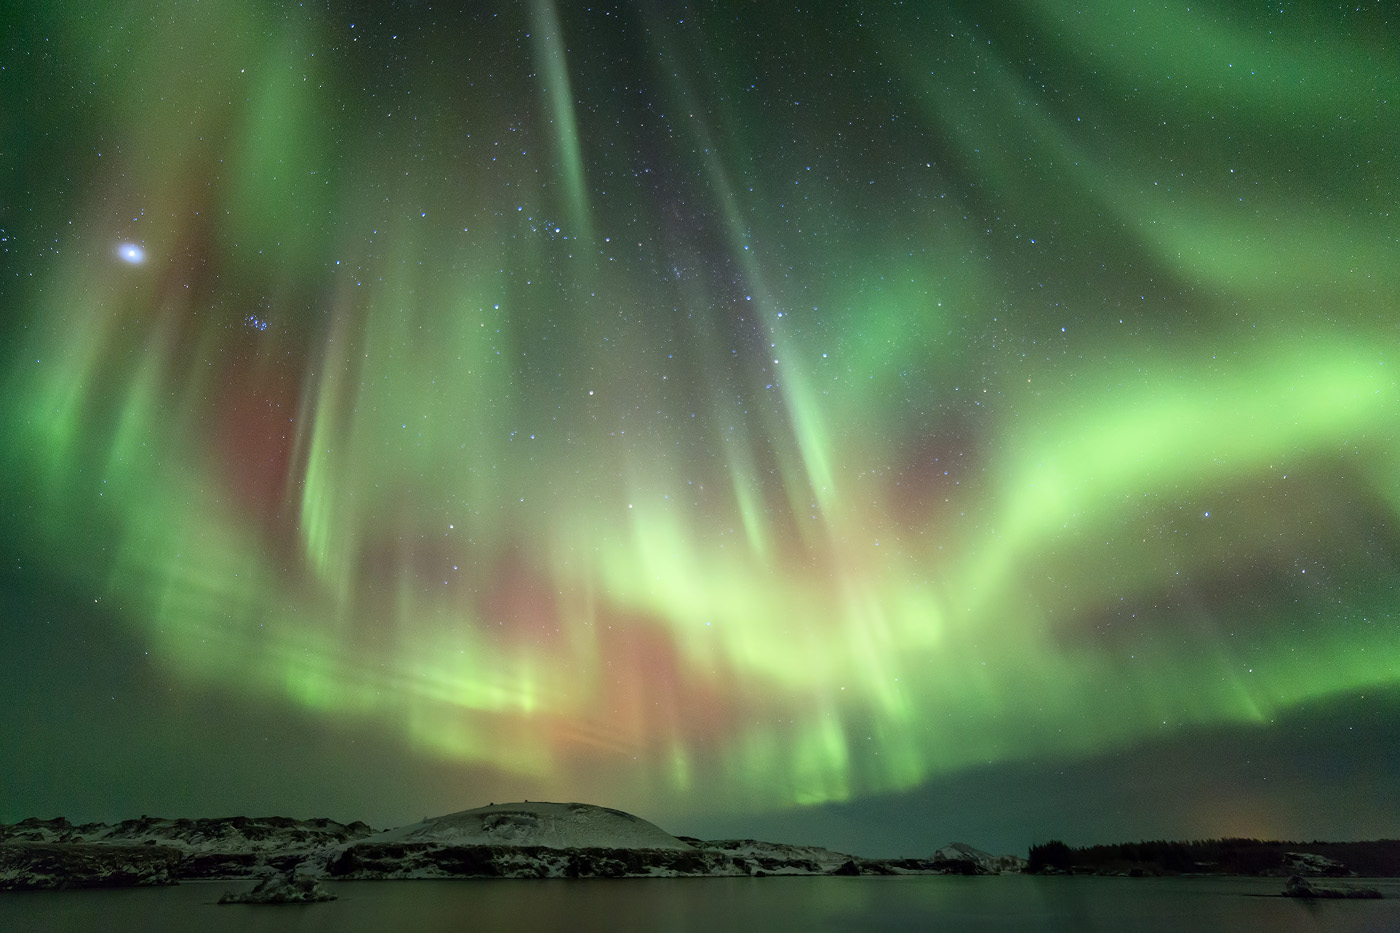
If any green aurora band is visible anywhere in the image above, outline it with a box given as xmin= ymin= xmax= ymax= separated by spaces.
xmin=3 ymin=0 xmax=1397 ymax=818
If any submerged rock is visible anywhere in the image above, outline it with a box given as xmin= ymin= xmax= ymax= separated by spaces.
xmin=1283 ymin=875 xmax=1382 ymax=899
xmin=219 ymin=872 xmax=336 ymax=904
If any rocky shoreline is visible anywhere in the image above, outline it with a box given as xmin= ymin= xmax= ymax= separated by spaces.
xmin=0 ymin=805 xmax=1023 ymax=891
xmin=6 ymin=804 xmax=1389 ymax=894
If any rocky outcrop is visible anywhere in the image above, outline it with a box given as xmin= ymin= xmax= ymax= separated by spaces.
xmin=220 ymin=871 xmax=337 ymax=904
xmin=851 ymin=857 xmax=942 ymax=875
xmin=1282 ymin=851 xmax=1351 ymax=877
xmin=692 ymin=838 xmax=852 ymax=874
xmin=1283 ymin=875 xmax=1382 ymax=899
xmin=327 ymin=842 xmax=740 ymax=879
xmin=0 ymin=842 xmax=181 ymax=891
xmin=0 ymin=815 xmax=375 ymax=853
xmin=0 ymin=814 xmax=376 ymax=889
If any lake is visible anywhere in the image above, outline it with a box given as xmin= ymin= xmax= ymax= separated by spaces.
xmin=3 ymin=875 xmax=1398 ymax=931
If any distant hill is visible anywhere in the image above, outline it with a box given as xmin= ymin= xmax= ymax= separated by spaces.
xmin=0 ymin=814 xmax=374 ymax=853
xmin=934 ymin=842 xmax=1028 ymax=874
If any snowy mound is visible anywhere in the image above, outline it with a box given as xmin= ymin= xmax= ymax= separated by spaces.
xmin=935 ymin=842 xmax=996 ymax=863
xmin=368 ymin=802 xmax=694 ymax=851
xmin=934 ymin=841 xmax=1026 ymax=874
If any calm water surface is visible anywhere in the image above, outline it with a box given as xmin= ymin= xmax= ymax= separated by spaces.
xmin=3 ymin=875 xmax=1398 ymax=932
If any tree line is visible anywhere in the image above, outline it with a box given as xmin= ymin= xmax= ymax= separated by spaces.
xmin=1026 ymin=838 xmax=1400 ymax=876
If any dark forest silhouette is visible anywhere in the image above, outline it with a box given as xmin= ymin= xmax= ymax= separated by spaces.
xmin=1027 ymin=838 xmax=1400 ymax=876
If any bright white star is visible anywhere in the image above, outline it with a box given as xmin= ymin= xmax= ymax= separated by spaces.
xmin=116 ymin=243 xmax=145 ymax=264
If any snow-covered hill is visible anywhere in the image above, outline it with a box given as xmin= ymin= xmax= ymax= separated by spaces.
xmin=364 ymin=801 xmax=693 ymax=851
xmin=934 ymin=841 xmax=1027 ymax=874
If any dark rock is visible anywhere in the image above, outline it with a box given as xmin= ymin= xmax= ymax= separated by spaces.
xmin=932 ymin=857 xmax=990 ymax=875
xmin=219 ymin=872 xmax=336 ymax=904
xmin=0 ymin=843 xmax=182 ymax=891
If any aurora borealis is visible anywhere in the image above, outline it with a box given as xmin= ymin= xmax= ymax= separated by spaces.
xmin=3 ymin=1 xmax=1398 ymax=853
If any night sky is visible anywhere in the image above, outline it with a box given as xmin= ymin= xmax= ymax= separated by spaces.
xmin=3 ymin=1 xmax=1398 ymax=858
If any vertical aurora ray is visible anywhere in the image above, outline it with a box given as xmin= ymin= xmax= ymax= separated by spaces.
xmin=531 ymin=0 xmax=595 ymax=251
xmin=3 ymin=0 xmax=1398 ymax=822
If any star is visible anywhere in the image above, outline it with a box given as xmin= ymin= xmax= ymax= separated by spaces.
xmin=116 ymin=243 xmax=145 ymax=264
